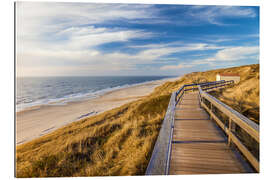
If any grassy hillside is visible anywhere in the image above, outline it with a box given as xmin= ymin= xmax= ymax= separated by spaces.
xmin=16 ymin=64 xmax=259 ymax=177
xmin=209 ymin=64 xmax=259 ymax=124
xmin=16 ymin=93 xmax=172 ymax=177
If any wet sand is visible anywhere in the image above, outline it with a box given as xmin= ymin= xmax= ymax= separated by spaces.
xmin=16 ymin=77 xmax=179 ymax=145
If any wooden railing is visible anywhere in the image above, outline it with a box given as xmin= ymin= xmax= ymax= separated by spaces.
xmin=198 ymin=85 xmax=259 ymax=172
xmin=145 ymin=92 xmax=176 ymax=175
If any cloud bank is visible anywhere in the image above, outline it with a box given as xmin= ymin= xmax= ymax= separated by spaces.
xmin=16 ymin=2 xmax=259 ymax=76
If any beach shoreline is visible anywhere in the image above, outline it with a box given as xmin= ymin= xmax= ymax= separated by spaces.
xmin=16 ymin=76 xmax=179 ymax=145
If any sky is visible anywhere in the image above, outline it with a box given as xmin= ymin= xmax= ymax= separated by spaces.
xmin=16 ymin=2 xmax=259 ymax=77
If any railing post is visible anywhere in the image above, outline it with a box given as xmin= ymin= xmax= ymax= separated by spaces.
xmin=228 ymin=118 xmax=232 ymax=146
xmin=228 ymin=118 xmax=236 ymax=146
xmin=210 ymin=102 xmax=213 ymax=120
xmin=198 ymin=88 xmax=201 ymax=108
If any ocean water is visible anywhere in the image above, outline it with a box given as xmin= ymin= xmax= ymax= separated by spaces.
xmin=16 ymin=76 xmax=172 ymax=112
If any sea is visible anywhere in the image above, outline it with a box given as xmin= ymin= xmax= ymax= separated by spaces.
xmin=16 ymin=76 xmax=173 ymax=112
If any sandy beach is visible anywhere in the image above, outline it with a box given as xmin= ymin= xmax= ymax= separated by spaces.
xmin=16 ymin=77 xmax=179 ymax=145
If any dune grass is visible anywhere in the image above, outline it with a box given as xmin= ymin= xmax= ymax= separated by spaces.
xmin=208 ymin=64 xmax=259 ymax=124
xmin=16 ymin=64 xmax=259 ymax=177
xmin=16 ymin=94 xmax=171 ymax=177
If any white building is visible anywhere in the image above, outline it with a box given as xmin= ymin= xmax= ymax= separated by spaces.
xmin=216 ymin=73 xmax=240 ymax=83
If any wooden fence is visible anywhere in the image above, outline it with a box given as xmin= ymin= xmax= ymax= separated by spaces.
xmin=198 ymin=85 xmax=259 ymax=172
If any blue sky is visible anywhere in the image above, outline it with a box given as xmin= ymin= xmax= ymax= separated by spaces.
xmin=16 ymin=2 xmax=259 ymax=77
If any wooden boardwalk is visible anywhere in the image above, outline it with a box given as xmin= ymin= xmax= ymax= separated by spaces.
xmin=169 ymin=92 xmax=246 ymax=174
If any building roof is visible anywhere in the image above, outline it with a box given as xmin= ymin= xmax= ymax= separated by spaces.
xmin=218 ymin=73 xmax=239 ymax=77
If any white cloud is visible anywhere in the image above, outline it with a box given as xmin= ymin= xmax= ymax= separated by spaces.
xmin=17 ymin=40 xmax=226 ymax=76
xmin=214 ymin=46 xmax=259 ymax=61
xmin=115 ymin=43 xmax=224 ymax=63
xmin=16 ymin=2 xmax=259 ymax=76
xmin=189 ymin=6 xmax=256 ymax=25
xmin=16 ymin=2 xmax=156 ymax=37
xmin=160 ymin=64 xmax=193 ymax=70
xmin=59 ymin=27 xmax=154 ymax=51
xmin=16 ymin=2 xmax=160 ymax=77
xmin=160 ymin=46 xmax=259 ymax=70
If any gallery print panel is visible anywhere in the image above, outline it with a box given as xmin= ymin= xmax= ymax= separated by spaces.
xmin=15 ymin=1 xmax=259 ymax=177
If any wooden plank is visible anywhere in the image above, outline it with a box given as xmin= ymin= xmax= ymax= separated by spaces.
xmin=177 ymin=104 xmax=201 ymax=109
xmin=173 ymin=126 xmax=223 ymax=140
xmin=172 ymin=153 xmax=238 ymax=160
xmin=170 ymin=168 xmax=243 ymax=174
xmin=170 ymin=157 xmax=242 ymax=166
xmin=170 ymin=161 xmax=244 ymax=174
xmin=179 ymin=101 xmax=199 ymax=104
xmin=170 ymin=170 xmax=242 ymax=175
xmin=175 ymin=109 xmax=205 ymax=113
xmin=170 ymin=161 xmax=242 ymax=171
xmin=172 ymin=148 xmax=236 ymax=156
xmin=175 ymin=115 xmax=209 ymax=119
xmin=173 ymin=120 xmax=219 ymax=130
xmin=175 ymin=111 xmax=208 ymax=118
xmin=172 ymin=149 xmax=236 ymax=157
xmin=172 ymin=143 xmax=231 ymax=150
xmin=170 ymin=166 xmax=242 ymax=173
xmin=175 ymin=110 xmax=207 ymax=114
xmin=172 ymin=157 xmax=242 ymax=165
xmin=170 ymin=142 xmax=245 ymax=174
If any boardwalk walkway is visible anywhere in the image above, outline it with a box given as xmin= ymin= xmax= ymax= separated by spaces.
xmin=169 ymin=92 xmax=246 ymax=174
xmin=145 ymin=80 xmax=259 ymax=175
